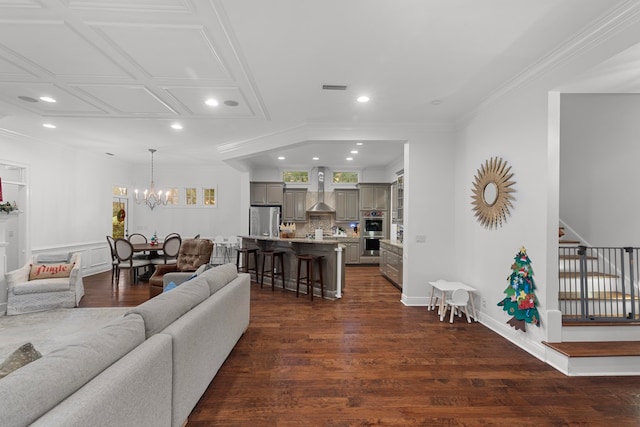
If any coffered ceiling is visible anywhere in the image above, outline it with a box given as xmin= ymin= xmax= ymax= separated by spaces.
xmin=0 ymin=0 xmax=635 ymax=168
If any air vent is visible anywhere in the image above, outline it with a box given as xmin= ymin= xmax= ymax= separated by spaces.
xmin=322 ymin=84 xmax=348 ymax=91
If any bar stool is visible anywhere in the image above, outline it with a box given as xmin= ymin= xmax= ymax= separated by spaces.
xmin=236 ymin=247 xmax=259 ymax=283
xmin=260 ymin=250 xmax=286 ymax=291
xmin=296 ymin=254 xmax=324 ymax=300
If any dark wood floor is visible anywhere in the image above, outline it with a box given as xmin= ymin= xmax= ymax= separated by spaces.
xmin=82 ymin=267 xmax=640 ymax=426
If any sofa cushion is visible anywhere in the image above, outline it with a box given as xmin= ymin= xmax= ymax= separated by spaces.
xmin=34 ymin=253 xmax=72 ymax=264
xmin=29 ymin=263 xmax=73 ymax=280
xmin=126 ymin=277 xmax=210 ymax=338
xmin=11 ymin=278 xmax=71 ymax=295
xmin=0 ymin=314 xmax=145 ymax=427
xmin=200 ymin=263 xmax=238 ymax=295
xmin=0 ymin=342 xmax=42 ymax=379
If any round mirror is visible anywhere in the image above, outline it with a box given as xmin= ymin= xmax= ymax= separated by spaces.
xmin=483 ymin=182 xmax=498 ymax=206
xmin=471 ymin=157 xmax=517 ymax=229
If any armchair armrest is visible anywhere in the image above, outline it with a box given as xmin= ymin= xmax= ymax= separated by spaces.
xmin=5 ymin=263 xmax=30 ymax=291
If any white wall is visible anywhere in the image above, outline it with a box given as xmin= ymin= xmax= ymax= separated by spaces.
xmin=401 ymin=129 xmax=456 ymax=305
xmin=1 ymin=133 xmax=248 ymax=279
xmin=450 ymin=21 xmax=640 ymax=359
xmin=130 ymin=161 xmax=246 ymax=240
xmin=1 ymin=133 xmax=132 ymax=281
xmin=560 ymin=94 xmax=640 ymax=246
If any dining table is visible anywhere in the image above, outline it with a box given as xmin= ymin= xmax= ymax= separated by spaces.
xmin=132 ymin=242 xmax=164 ymax=253
xmin=427 ymin=280 xmax=478 ymax=322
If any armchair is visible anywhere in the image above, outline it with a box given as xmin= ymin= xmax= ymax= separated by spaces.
xmin=5 ymin=252 xmax=84 ymax=315
xmin=148 ymin=238 xmax=213 ymax=298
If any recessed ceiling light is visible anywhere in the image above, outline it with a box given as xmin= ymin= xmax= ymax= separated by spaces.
xmin=39 ymin=96 xmax=56 ymax=103
xmin=224 ymin=100 xmax=239 ymax=107
xmin=346 ymin=157 xmax=353 ymax=161
xmin=356 ymin=142 xmax=363 ymax=146
xmin=278 ymin=156 xmax=285 ymax=160
xmin=42 ymin=123 xmax=56 ymax=129
xmin=357 ymin=96 xmax=370 ymax=103
xmin=312 ymin=157 xmax=320 ymax=161
xmin=205 ymin=98 xmax=219 ymax=107
xmin=171 ymin=123 xmax=183 ymax=130
xmin=350 ymin=150 xmax=358 ymax=154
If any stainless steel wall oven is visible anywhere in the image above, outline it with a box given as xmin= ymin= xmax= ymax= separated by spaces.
xmin=360 ymin=210 xmax=386 ymax=256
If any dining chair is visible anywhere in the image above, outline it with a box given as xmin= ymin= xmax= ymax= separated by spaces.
xmin=225 ymin=236 xmax=239 ymax=263
xmin=128 ymin=233 xmax=149 ymax=259
xmin=164 ymin=232 xmax=181 ymax=241
xmin=151 ymin=235 xmax=181 ymax=265
xmin=106 ymin=236 xmax=118 ymax=285
xmin=114 ymin=238 xmax=152 ymax=285
xmin=213 ymin=235 xmax=227 ymax=264
xmin=128 ymin=233 xmax=147 ymax=244
xmin=444 ymin=288 xmax=471 ymax=323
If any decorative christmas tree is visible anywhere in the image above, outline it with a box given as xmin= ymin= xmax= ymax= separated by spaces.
xmin=497 ymin=247 xmax=540 ymax=331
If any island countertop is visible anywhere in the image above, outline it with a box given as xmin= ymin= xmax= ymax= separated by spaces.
xmin=239 ymin=235 xmax=344 ymax=245
xmin=239 ymin=235 xmax=346 ymax=299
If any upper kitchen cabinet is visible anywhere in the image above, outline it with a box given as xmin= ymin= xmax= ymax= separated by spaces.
xmin=391 ymin=174 xmax=404 ymax=224
xmin=282 ymin=189 xmax=307 ymax=222
xmin=250 ymin=182 xmax=284 ymax=205
xmin=359 ymin=184 xmax=389 ymax=210
xmin=335 ymin=189 xmax=359 ymax=221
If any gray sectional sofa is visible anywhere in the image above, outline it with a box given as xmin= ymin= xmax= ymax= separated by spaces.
xmin=0 ymin=263 xmax=250 ymax=427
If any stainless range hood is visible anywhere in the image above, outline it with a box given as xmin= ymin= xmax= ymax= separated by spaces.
xmin=306 ymin=167 xmax=335 ymax=213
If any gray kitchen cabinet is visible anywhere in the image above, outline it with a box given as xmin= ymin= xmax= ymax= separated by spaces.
xmin=335 ymin=189 xmax=359 ymax=221
xmin=344 ymin=241 xmax=360 ymax=264
xmin=250 ymin=182 xmax=284 ymax=205
xmin=359 ymin=184 xmax=389 ymax=210
xmin=282 ymin=189 xmax=307 ymax=222
xmin=380 ymin=240 xmax=402 ymax=289
xmin=391 ymin=175 xmax=404 ymax=224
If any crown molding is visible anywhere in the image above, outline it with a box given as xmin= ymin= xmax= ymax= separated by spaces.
xmin=459 ymin=0 xmax=640 ymax=126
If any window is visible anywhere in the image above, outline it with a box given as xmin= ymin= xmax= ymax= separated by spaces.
xmin=112 ymin=186 xmax=128 ymax=196
xmin=203 ymin=188 xmax=216 ymax=206
xmin=283 ymin=171 xmax=309 ymax=183
xmin=332 ymin=171 xmax=359 ymax=184
xmin=166 ymin=188 xmax=179 ymax=205
xmin=186 ymin=187 xmax=197 ymax=205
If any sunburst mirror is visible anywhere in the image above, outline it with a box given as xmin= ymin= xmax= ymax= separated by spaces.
xmin=471 ymin=157 xmax=516 ymax=229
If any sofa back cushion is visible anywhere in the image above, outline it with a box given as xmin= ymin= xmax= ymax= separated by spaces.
xmin=176 ymin=239 xmax=213 ymax=272
xmin=200 ymin=263 xmax=239 ymax=295
xmin=126 ymin=277 xmax=210 ymax=338
xmin=0 ymin=314 xmax=145 ymax=427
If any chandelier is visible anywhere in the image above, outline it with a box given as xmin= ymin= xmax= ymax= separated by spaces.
xmin=135 ymin=148 xmax=169 ymax=210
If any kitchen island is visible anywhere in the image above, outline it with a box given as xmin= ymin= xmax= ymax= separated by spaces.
xmin=239 ymin=235 xmax=346 ymax=299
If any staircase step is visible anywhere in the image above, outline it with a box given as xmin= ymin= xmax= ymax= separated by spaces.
xmin=559 ymin=271 xmax=618 ymax=279
xmin=543 ymin=341 xmax=640 ymax=357
xmin=560 ymin=240 xmax=581 ymax=245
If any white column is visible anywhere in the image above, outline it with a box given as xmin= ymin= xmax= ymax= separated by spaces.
xmin=0 ymin=215 xmax=9 ymax=315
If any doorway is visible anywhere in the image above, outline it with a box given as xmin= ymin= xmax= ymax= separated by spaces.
xmin=1 ymin=161 xmax=28 ymax=271
xmin=112 ymin=197 xmax=128 ymax=239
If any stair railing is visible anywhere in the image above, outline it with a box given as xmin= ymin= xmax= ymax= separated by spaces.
xmin=559 ymin=245 xmax=640 ymax=322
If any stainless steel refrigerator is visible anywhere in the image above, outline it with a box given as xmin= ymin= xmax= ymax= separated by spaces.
xmin=249 ymin=205 xmax=281 ymax=237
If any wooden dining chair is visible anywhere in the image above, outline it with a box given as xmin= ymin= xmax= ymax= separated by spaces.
xmin=106 ymin=235 xmax=118 ymax=285
xmin=114 ymin=238 xmax=151 ymax=285
xmin=151 ymin=235 xmax=181 ymax=265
